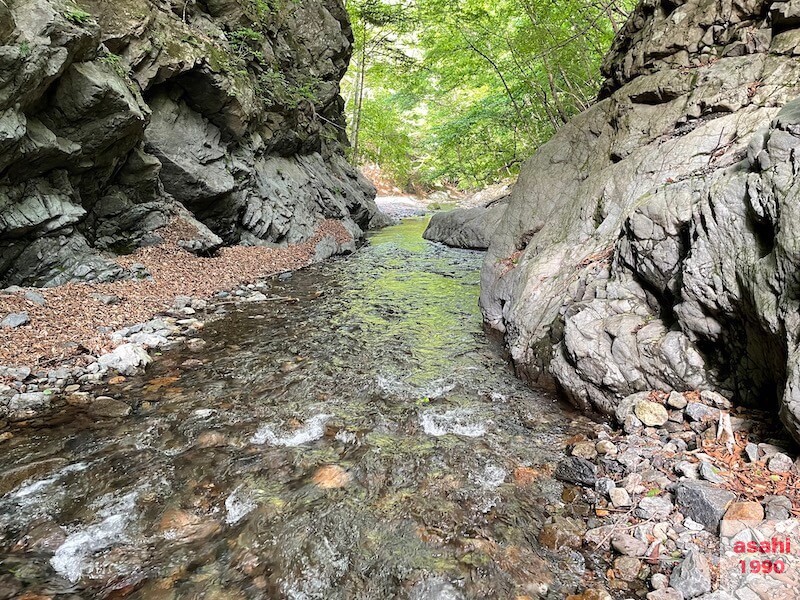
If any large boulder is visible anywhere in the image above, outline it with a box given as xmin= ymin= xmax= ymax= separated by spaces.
xmin=480 ymin=0 xmax=800 ymax=441
xmin=423 ymin=197 xmax=509 ymax=250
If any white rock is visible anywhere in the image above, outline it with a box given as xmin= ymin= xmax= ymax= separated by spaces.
xmin=97 ymin=344 xmax=152 ymax=376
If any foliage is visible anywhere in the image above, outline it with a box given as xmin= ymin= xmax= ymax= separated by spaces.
xmin=343 ymin=0 xmax=635 ymax=190
xmin=63 ymin=8 xmax=93 ymax=24
xmin=100 ymin=52 xmax=127 ymax=78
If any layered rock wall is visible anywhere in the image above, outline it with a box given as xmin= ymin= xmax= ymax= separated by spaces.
xmin=0 ymin=0 xmax=384 ymax=287
xmin=480 ymin=0 xmax=800 ymax=441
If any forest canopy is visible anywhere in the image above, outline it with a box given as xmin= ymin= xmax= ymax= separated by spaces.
xmin=342 ymin=0 xmax=634 ymax=191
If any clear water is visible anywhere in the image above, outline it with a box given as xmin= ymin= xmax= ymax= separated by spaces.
xmin=0 ymin=218 xmax=597 ymax=599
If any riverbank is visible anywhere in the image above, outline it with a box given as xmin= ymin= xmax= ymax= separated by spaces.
xmin=0 ymin=218 xmax=354 ymax=426
xmin=558 ymin=389 xmax=799 ymax=599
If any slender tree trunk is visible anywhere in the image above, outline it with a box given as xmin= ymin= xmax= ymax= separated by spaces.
xmin=351 ymin=34 xmax=367 ymax=164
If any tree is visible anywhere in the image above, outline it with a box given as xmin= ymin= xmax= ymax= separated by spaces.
xmin=344 ymin=0 xmax=635 ymax=190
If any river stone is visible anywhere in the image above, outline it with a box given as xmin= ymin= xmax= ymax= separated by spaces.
xmin=8 ymin=392 xmax=49 ymax=413
xmin=767 ymin=452 xmax=794 ymax=473
xmin=555 ymin=456 xmax=598 ymax=486
xmin=684 ymin=403 xmax=719 ymax=422
xmin=595 ymin=440 xmax=618 ymax=455
xmin=571 ymin=441 xmax=598 ymax=460
xmin=723 ymin=501 xmax=764 ymax=523
xmin=647 ymin=589 xmax=685 ymax=600
xmin=667 ymin=392 xmax=688 ymax=410
xmin=637 ymin=495 xmax=674 ymax=520
xmin=650 ymin=573 xmax=669 ymax=590
xmin=97 ymin=343 xmax=152 ymax=376
xmin=764 ymin=495 xmax=793 ymax=520
xmin=0 ymin=365 xmax=30 ymax=380
xmin=635 ymin=399 xmax=669 ymax=427
xmin=613 ymin=556 xmax=642 ymax=581
xmin=88 ymin=396 xmax=131 ymax=418
xmin=670 ymin=548 xmax=711 ymax=598
xmin=698 ymin=462 xmax=725 ymax=484
xmin=611 ymin=533 xmax=646 ymax=557
xmin=1 ymin=312 xmax=29 ymax=328
xmin=675 ymin=481 xmax=735 ymax=533
xmin=609 ymin=487 xmax=632 ymax=508
xmin=23 ymin=291 xmax=45 ymax=305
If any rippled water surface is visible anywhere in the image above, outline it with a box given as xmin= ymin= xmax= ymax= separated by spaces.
xmin=0 ymin=218 xmax=597 ymax=599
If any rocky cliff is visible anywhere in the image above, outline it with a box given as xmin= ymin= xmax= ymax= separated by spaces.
xmin=0 ymin=0 xmax=385 ymax=288
xmin=480 ymin=0 xmax=800 ymax=442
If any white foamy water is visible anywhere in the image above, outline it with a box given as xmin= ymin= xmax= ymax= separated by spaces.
xmin=50 ymin=490 xmax=139 ymax=583
xmin=420 ymin=409 xmax=487 ymax=437
xmin=250 ymin=414 xmax=332 ymax=446
xmin=225 ymin=487 xmax=257 ymax=525
xmin=11 ymin=462 xmax=89 ymax=499
xmin=475 ymin=463 xmax=507 ymax=489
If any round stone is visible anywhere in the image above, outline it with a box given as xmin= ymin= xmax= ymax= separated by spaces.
xmin=634 ymin=399 xmax=669 ymax=427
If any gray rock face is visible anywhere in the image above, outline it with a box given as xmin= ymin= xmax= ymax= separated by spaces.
xmin=480 ymin=0 xmax=800 ymax=442
xmin=0 ymin=0 xmax=385 ymax=287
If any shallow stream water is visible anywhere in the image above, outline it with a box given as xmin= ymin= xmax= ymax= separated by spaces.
xmin=0 ymin=218 xmax=599 ymax=599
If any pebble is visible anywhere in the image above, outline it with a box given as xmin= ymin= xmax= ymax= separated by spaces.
xmin=1 ymin=312 xmax=29 ymax=328
xmin=595 ymin=440 xmax=617 ymax=456
xmin=571 ymin=441 xmax=598 ymax=460
xmin=767 ymin=452 xmax=793 ymax=473
xmin=669 ymin=548 xmax=711 ymax=598
xmin=595 ymin=477 xmax=615 ymax=496
xmin=650 ymin=573 xmax=669 ymax=591
xmin=555 ymin=457 xmax=597 ymax=486
xmin=609 ymin=487 xmax=632 ymax=508
xmin=635 ymin=399 xmax=669 ymax=427
xmin=613 ymin=555 xmax=641 ymax=581
xmin=699 ymin=461 xmax=725 ymax=484
xmin=667 ymin=391 xmax=687 ymax=409
xmin=611 ymin=533 xmax=647 ymax=557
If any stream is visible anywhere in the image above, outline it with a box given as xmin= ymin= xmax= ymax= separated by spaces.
xmin=0 ymin=217 xmax=600 ymax=599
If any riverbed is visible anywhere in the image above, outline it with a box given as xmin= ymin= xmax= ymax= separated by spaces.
xmin=0 ymin=218 xmax=597 ymax=599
